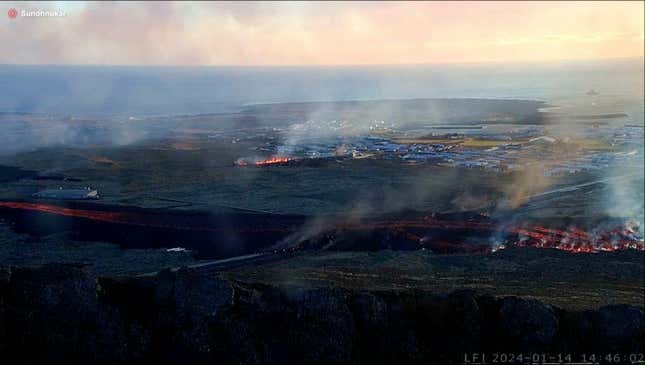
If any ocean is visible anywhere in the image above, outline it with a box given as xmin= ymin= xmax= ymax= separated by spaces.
xmin=0 ymin=58 xmax=642 ymax=118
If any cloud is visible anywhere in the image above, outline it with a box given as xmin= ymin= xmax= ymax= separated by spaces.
xmin=0 ymin=1 xmax=643 ymax=65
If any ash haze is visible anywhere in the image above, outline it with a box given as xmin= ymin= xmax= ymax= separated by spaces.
xmin=0 ymin=1 xmax=643 ymax=65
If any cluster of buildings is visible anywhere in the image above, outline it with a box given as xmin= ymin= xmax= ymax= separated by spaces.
xmin=228 ymin=121 xmax=643 ymax=177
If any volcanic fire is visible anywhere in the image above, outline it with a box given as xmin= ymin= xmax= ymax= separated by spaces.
xmin=511 ymin=223 xmax=644 ymax=253
xmin=0 ymin=201 xmax=292 ymax=234
xmin=254 ymin=156 xmax=293 ymax=166
xmin=294 ymin=215 xmax=644 ymax=255
xmin=0 ymin=200 xmax=642 ymax=255
xmin=0 ymin=201 xmax=129 ymax=224
xmin=235 ymin=156 xmax=295 ymax=166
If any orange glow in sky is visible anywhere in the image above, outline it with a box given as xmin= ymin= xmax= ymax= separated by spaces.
xmin=1 ymin=1 xmax=643 ymax=65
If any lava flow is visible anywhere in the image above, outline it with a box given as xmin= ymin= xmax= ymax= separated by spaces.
xmin=0 ymin=201 xmax=294 ymax=234
xmin=235 ymin=156 xmax=296 ymax=166
xmin=0 ymin=201 xmax=642 ymax=255
xmin=254 ymin=156 xmax=294 ymax=166
xmin=510 ymin=223 xmax=643 ymax=253
xmin=296 ymin=216 xmax=644 ymax=254
xmin=0 ymin=201 xmax=130 ymax=224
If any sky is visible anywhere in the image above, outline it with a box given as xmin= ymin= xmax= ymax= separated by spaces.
xmin=1 ymin=1 xmax=643 ymax=66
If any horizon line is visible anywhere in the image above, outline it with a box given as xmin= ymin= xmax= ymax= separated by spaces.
xmin=1 ymin=56 xmax=643 ymax=69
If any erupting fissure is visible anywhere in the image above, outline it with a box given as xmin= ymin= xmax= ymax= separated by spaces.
xmin=0 ymin=201 xmax=129 ymax=224
xmin=0 ymin=201 xmax=642 ymax=254
xmin=303 ymin=216 xmax=644 ymax=254
xmin=254 ymin=156 xmax=294 ymax=166
xmin=511 ymin=224 xmax=643 ymax=253
xmin=0 ymin=201 xmax=291 ymax=234
xmin=235 ymin=156 xmax=296 ymax=166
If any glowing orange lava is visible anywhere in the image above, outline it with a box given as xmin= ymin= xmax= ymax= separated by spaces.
xmin=0 ymin=201 xmax=642 ymax=254
xmin=254 ymin=156 xmax=293 ymax=166
xmin=0 ymin=201 xmax=129 ymax=224
xmin=508 ymin=224 xmax=643 ymax=253
xmin=0 ymin=201 xmax=292 ymax=234
xmin=330 ymin=217 xmax=643 ymax=254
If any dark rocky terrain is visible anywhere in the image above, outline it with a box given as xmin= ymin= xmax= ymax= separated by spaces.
xmin=0 ymin=263 xmax=642 ymax=364
xmin=222 ymin=248 xmax=644 ymax=311
xmin=0 ymin=97 xmax=642 ymax=364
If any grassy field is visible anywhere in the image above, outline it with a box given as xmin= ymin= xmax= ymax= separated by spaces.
xmin=221 ymin=247 xmax=644 ymax=310
xmin=568 ymin=138 xmax=617 ymax=151
xmin=461 ymin=139 xmax=518 ymax=148
xmin=392 ymin=138 xmax=464 ymax=145
xmin=392 ymin=137 xmax=618 ymax=151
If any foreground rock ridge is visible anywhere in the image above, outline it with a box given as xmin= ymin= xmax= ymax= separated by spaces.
xmin=0 ymin=264 xmax=642 ymax=364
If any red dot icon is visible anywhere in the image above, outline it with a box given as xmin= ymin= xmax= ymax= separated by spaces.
xmin=8 ymin=8 xmax=18 ymax=19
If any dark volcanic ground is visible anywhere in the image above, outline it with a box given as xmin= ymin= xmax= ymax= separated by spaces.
xmin=0 ymin=98 xmax=642 ymax=313
xmin=0 ymin=262 xmax=642 ymax=364
xmin=219 ymin=248 xmax=644 ymax=311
